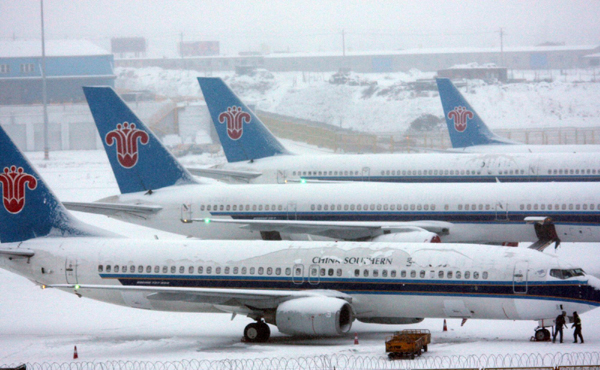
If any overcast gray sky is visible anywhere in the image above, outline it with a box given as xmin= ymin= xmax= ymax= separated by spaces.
xmin=1 ymin=0 xmax=599 ymax=56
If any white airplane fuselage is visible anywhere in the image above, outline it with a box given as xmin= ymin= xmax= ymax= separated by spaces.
xmin=101 ymin=181 xmax=600 ymax=244
xmin=212 ymin=152 xmax=600 ymax=184
xmin=3 ymin=238 xmax=599 ymax=323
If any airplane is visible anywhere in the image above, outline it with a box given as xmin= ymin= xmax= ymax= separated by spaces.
xmin=436 ymin=78 xmax=600 ymax=153
xmin=1 ymin=123 xmax=599 ymax=343
xmin=196 ymin=77 xmax=600 ymax=185
xmin=67 ymin=86 xmax=600 ymax=248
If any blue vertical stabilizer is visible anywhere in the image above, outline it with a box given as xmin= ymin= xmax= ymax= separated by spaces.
xmin=198 ymin=77 xmax=291 ymax=162
xmin=83 ymin=87 xmax=197 ymax=194
xmin=0 ymin=125 xmax=102 ymax=243
xmin=436 ymin=78 xmax=517 ymax=148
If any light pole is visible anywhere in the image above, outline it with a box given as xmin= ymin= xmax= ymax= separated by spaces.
xmin=41 ymin=0 xmax=49 ymax=160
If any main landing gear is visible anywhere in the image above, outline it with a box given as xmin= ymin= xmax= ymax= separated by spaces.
xmin=244 ymin=319 xmax=271 ymax=343
xmin=532 ymin=327 xmax=551 ymax=342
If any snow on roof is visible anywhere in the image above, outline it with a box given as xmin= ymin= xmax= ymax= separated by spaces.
xmin=265 ymin=45 xmax=600 ymax=59
xmin=0 ymin=39 xmax=110 ymax=58
xmin=584 ymin=53 xmax=600 ymax=58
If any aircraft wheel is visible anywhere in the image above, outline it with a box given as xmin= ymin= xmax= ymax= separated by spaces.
xmin=534 ymin=328 xmax=550 ymax=341
xmin=244 ymin=322 xmax=271 ymax=343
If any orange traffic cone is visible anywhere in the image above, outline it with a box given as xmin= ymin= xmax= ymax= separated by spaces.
xmin=73 ymin=345 xmax=79 ymax=359
xmin=443 ymin=319 xmax=448 ymax=332
xmin=354 ymin=332 xmax=359 ymax=345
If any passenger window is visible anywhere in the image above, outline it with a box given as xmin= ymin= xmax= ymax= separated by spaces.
xmin=337 ymin=269 xmax=342 ymax=276
xmin=198 ymin=266 xmax=203 ymax=274
xmin=482 ymin=271 xmax=488 ymax=279
xmin=464 ymin=271 xmax=471 ymax=279
xmin=364 ymin=269 xmax=369 ymax=277
xmin=98 ymin=265 xmax=103 ymax=272
xmin=311 ymin=268 xmax=318 ymax=276
xmin=391 ymin=270 xmax=397 ymax=277
xmin=410 ymin=270 xmax=416 ymax=278
xmin=438 ymin=271 xmax=444 ymax=278
xmin=189 ymin=266 xmax=194 ymax=274
xmin=267 ymin=267 xmax=272 ymax=275
xmin=382 ymin=270 xmax=388 ymax=277
xmin=147 ymin=265 xmax=152 ymax=273
xmin=215 ymin=267 xmax=221 ymax=274
xmin=355 ymin=269 xmax=360 ymax=277
xmin=179 ymin=266 xmax=184 ymax=274
xmin=114 ymin=266 xmax=120 ymax=273
xmin=233 ymin=267 xmax=239 ymax=274
xmin=373 ymin=269 xmax=379 ymax=277
xmin=242 ymin=267 xmax=247 ymax=274
xmin=258 ymin=267 xmax=264 ymax=275
xmin=138 ymin=265 xmax=143 ymax=273
xmin=420 ymin=270 xmax=425 ymax=278
xmin=225 ymin=267 xmax=230 ymax=274
xmin=473 ymin=272 xmax=479 ymax=279
xmin=401 ymin=270 xmax=406 ymax=278
xmin=130 ymin=266 xmax=135 ymax=273
xmin=456 ymin=271 xmax=462 ymax=279
xmin=276 ymin=267 xmax=281 ymax=275
xmin=328 ymin=268 xmax=334 ymax=276
xmin=285 ymin=267 xmax=291 ymax=275
xmin=249 ymin=267 xmax=255 ymax=274
xmin=207 ymin=266 xmax=212 ymax=274
xmin=447 ymin=271 xmax=453 ymax=279
xmin=320 ymin=268 xmax=326 ymax=276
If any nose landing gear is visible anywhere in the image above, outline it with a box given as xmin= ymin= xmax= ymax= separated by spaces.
xmin=243 ymin=319 xmax=271 ymax=343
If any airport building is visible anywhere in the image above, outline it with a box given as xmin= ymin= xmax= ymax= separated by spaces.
xmin=0 ymin=39 xmax=115 ymax=105
xmin=115 ymin=44 xmax=600 ymax=74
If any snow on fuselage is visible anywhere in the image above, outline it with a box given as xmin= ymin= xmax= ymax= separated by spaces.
xmin=3 ymin=238 xmax=599 ymax=322
xmin=101 ymin=181 xmax=600 ymax=244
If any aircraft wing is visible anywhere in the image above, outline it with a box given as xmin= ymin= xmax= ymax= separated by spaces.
xmin=47 ymin=284 xmax=351 ymax=310
xmin=63 ymin=202 xmax=163 ymax=217
xmin=186 ymin=167 xmax=263 ymax=183
xmin=0 ymin=248 xmax=35 ymax=258
xmin=186 ymin=218 xmax=451 ymax=240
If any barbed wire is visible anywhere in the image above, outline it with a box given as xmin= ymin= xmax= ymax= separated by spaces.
xmin=5 ymin=353 xmax=600 ymax=370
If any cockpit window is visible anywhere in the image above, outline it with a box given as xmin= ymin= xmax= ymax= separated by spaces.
xmin=550 ymin=268 xmax=585 ymax=279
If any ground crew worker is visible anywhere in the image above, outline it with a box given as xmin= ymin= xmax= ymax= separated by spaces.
xmin=553 ymin=311 xmax=566 ymax=343
xmin=572 ymin=311 xmax=584 ymax=343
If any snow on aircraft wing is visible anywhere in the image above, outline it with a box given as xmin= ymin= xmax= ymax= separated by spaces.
xmin=63 ymin=202 xmax=163 ymax=217
xmin=47 ymin=284 xmax=351 ymax=309
xmin=186 ymin=218 xmax=451 ymax=240
xmin=186 ymin=167 xmax=263 ymax=183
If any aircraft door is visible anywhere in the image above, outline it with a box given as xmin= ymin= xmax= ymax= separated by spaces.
xmin=495 ymin=202 xmax=509 ymax=221
xmin=292 ymin=264 xmax=304 ymax=285
xmin=65 ymin=257 xmax=78 ymax=284
xmin=362 ymin=167 xmax=370 ymax=181
xmin=287 ymin=201 xmax=297 ymax=220
xmin=277 ymin=170 xmax=287 ymax=184
xmin=513 ymin=262 xmax=528 ymax=294
xmin=181 ymin=203 xmax=193 ymax=221
xmin=308 ymin=264 xmax=320 ymax=285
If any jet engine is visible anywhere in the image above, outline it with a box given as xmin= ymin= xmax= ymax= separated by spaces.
xmin=273 ymin=297 xmax=354 ymax=336
xmin=370 ymin=230 xmax=441 ymax=243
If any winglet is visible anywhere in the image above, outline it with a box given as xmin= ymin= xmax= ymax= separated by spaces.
xmin=0 ymin=125 xmax=105 ymax=243
xmin=83 ymin=86 xmax=198 ymax=194
xmin=436 ymin=78 xmax=517 ymax=148
xmin=198 ymin=77 xmax=291 ymax=162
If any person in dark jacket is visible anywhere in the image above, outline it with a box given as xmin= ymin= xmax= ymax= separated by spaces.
xmin=553 ymin=311 xmax=567 ymax=343
xmin=572 ymin=311 xmax=584 ymax=343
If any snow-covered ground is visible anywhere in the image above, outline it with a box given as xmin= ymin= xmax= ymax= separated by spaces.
xmin=116 ymin=67 xmax=600 ymax=135
xmin=1 ymin=146 xmax=600 ymax=363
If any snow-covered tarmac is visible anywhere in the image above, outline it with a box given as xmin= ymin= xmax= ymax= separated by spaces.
xmin=1 ymin=148 xmax=600 ymax=363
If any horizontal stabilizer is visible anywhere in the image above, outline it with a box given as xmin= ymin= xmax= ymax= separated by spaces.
xmin=186 ymin=167 xmax=263 ymax=183
xmin=63 ymin=201 xmax=162 ymax=217
xmin=0 ymin=248 xmax=35 ymax=258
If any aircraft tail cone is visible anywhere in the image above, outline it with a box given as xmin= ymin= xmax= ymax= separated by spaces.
xmin=73 ymin=345 xmax=79 ymax=360
xmin=354 ymin=332 xmax=359 ymax=345
xmin=443 ymin=319 xmax=448 ymax=332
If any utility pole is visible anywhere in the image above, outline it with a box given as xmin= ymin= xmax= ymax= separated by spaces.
xmin=41 ymin=0 xmax=49 ymax=160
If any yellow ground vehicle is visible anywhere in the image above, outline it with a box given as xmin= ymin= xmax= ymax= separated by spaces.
xmin=385 ymin=329 xmax=431 ymax=359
